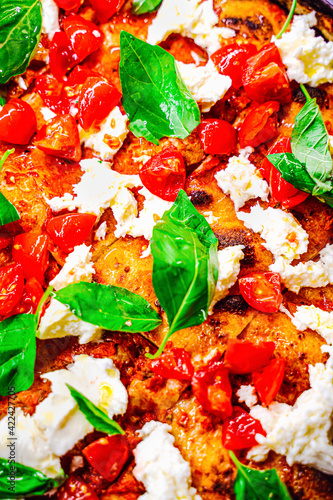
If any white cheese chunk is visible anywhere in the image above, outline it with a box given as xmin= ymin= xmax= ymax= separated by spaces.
xmin=40 ymin=107 xmax=57 ymax=122
xmin=319 ymin=244 xmax=333 ymax=283
xmin=289 ymin=305 xmax=333 ymax=345
xmin=270 ymin=256 xmax=328 ymax=293
xmin=95 ymin=221 xmax=107 ymax=241
xmin=50 ymin=244 xmax=95 ymax=291
xmin=41 ymin=0 xmax=60 ymax=39
xmin=236 ymin=385 xmax=258 ymax=409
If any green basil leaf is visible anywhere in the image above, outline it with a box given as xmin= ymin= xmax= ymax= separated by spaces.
xmin=131 ymin=0 xmax=162 ymax=14
xmin=54 ymin=282 xmax=162 ymax=332
xmin=0 ymin=0 xmax=42 ymax=84
xmin=67 ymin=384 xmax=124 ymax=435
xmin=119 ymin=31 xmax=200 ymax=145
xmin=267 ymin=152 xmax=319 ymax=193
xmin=0 ymin=97 xmax=6 ymax=106
xmin=229 ymin=452 xmax=292 ymax=500
xmin=0 ymin=458 xmax=65 ymax=499
xmin=0 ymin=149 xmax=20 ymax=226
xmin=0 ymin=314 xmax=36 ymax=396
xmin=149 ymin=190 xmax=218 ymax=357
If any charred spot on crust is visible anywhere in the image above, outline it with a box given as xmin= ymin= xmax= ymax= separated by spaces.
xmin=190 ymin=190 xmax=213 ymax=207
xmin=244 ymin=18 xmax=262 ymax=30
xmin=292 ymin=85 xmax=327 ymax=106
xmin=216 ymin=229 xmax=256 ymax=267
xmin=214 ymin=295 xmax=249 ymax=315
xmin=223 ymin=16 xmax=272 ymax=42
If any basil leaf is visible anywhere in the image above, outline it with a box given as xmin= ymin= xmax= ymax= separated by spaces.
xmin=0 ymin=97 xmax=6 ymax=106
xmin=229 ymin=452 xmax=292 ymax=500
xmin=119 ymin=31 xmax=200 ymax=145
xmin=0 ymin=458 xmax=65 ymax=498
xmin=0 ymin=314 xmax=36 ymax=396
xmin=0 ymin=149 xmax=20 ymax=226
xmin=131 ymin=0 xmax=162 ymax=14
xmin=149 ymin=190 xmax=218 ymax=358
xmin=267 ymin=152 xmax=317 ymax=193
xmin=0 ymin=0 xmax=42 ymax=84
xmin=54 ymin=282 xmax=162 ymax=332
xmin=67 ymin=384 xmax=124 ymax=435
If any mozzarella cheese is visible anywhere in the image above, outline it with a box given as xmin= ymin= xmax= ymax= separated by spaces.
xmin=50 ymin=244 xmax=95 ymax=291
xmin=270 ymin=256 xmax=328 ymax=293
xmin=133 ymin=421 xmax=202 ymax=500
xmin=40 ymin=107 xmax=57 ymax=122
xmin=289 ymin=305 xmax=333 ymax=345
xmin=95 ymin=221 xmax=107 ymax=240
xmin=319 ymin=244 xmax=333 ymax=283
xmin=236 ymin=385 xmax=258 ymax=409
xmin=41 ymin=0 xmax=60 ymax=39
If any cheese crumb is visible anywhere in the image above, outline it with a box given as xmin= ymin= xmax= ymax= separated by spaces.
xmin=236 ymin=385 xmax=258 ymax=409
xmin=95 ymin=221 xmax=107 ymax=241
xmin=50 ymin=244 xmax=95 ymax=291
xmin=270 ymin=256 xmax=328 ymax=293
xmin=289 ymin=305 xmax=333 ymax=345
xmin=41 ymin=0 xmax=60 ymax=39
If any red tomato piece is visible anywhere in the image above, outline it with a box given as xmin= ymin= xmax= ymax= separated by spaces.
xmin=35 ymin=75 xmax=70 ymax=115
xmin=10 ymin=277 xmax=44 ymax=316
xmin=199 ymin=119 xmax=237 ymax=155
xmin=151 ymin=347 xmax=194 ymax=381
xmin=239 ymin=272 xmax=282 ymax=313
xmin=89 ymin=0 xmax=125 ymax=23
xmin=211 ymin=43 xmax=257 ymax=89
xmin=224 ymin=338 xmax=276 ymax=374
xmin=46 ymin=213 xmax=97 ymax=253
xmin=0 ymin=232 xmax=12 ymax=250
xmin=49 ymin=31 xmax=79 ymax=81
xmin=222 ymin=406 xmax=266 ymax=450
xmin=139 ymin=149 xmax=186 ymax=202
xmin=252 ymin=358 xmax=285 ymax=407
xmin=192 ymin=360 xmax=232 ymax=419
xmin=82 ymin=434 xmax=129 ymax=482
xmin=58 ymin=475 xmax=99 ymax=500
xmin=61 ymin=67 xmax=95 ymax=117
xmin=54 ymin=0 xmax=83 ymax=11
xmin=35 ymin=114 xmax=81 ymax=162
xmin=239 ymin=101 xmax=280 ymax=149
xmin=62 ymin=15 xmax=103 ymax=62
xmin=78 ymin=76 xmax=121 ymax=130
xmin=13 ymin=233 xmax=50 ymax=284
xmin=0 ymin=263 xmax=24 ymax=316
xmin=0 ymin=99 xmax=37 ymax=145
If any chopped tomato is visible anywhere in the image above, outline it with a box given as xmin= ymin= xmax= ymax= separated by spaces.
xmin=49 ymin=31 xmax=79 ymax=81
xmin=46 ymin=213 xmax=97 ymax=253
xmin=0 ymin=99 xmax=37 ymax=144
xmin=35 ymin=114 xmax=81 ymax=162
xmin=239 ymin=272 xmax=282 ymax=313
xmin=36 ymin=75 xmax=71 ymax=115
xmin=222 ymin=406 xmax=266 ymax=450
xmin=192 ymin=360 xmax=232 ymax=419
xmin=151 ymin=347 xmax=194 ymax=380
xmin=78 ymin=76 xmax=121 ymax=130
xmin=89 ymin=0 xmax=125 ymax=22
xmin=0 ymin=263 xmax=24 ymax=316
xmin=57 ymin=475 xmax=99 ymax=500
xmin=82 ymin=435 xmax=130 ymax=482
xmin=62 ymin=15 xmax=103 ymax=62
xmin=54 ymin=0 xmax=83 ymax=11
xmin=10 ymin=277 xmax=44 ymax=315
xmin=199 ymin=119 xmax=237 ymax=155
xmin=211 ymin=43 xmax=257 ymax=89
xmin=252 ymin=358 xmax=285 ymax=407
xmin=0 ymin=232 xmax=12 ymax=250
xmin=224 ymin=339 xmax=276 ymax=374
xmin=239 ymin=101 xmax=280 ymax=148
xmin=13 ymin=233 xmax=50 ymax=284
xmin=139 ymin=149 xmax=186 ymax=202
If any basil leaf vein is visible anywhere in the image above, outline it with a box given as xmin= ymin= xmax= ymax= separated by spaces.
xmin=0 ymin=149 xmax=20 ymax=226
xmin=131 ymin=0 xmax=162 ymax=15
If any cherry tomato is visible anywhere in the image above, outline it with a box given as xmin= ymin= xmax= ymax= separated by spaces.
xmin=78 ymin=76 xmax=121 ymax=130
xmin=49 ymin=31 xmax=79 ymax=81
xmin=211 ymin=43 xmax=257 ymax=89
xmin=35 ymin=75 xmax=70 ymax=115
xmin=239 ymin=272 xmax=282 ymax=313
xmin=10 ymin=277 xmax=44 ymax=316
xmin=0 ymin=99 xmax=37 ymax=144
xmin=35 ymin=114 xmax=81 ymax=162
xmin=192 ymin=360 xmax=232 ymax=419
xmin=13 ymin=233 xmax=50 ymax=284
xmin=0 ymin=263 xmax=24 ymax=316
xmin=54 ymin=0 xmax=83 ymax=11
xmin=46 ymin=213 xmax=97 ymax=253
xmin=151 ymin=347 xmax=194 ymax=381
xmin=0 ymin=232 xmax=12 ymax=250
xmin=224 ymin=338 xmax=276 ymax=374
xmin=82 ymin=434 xmax=129 ymax=482
xmin=239 ymin=101 xmax=280 ymax=149
xmin=139 ymin=149 xmax=186 ymax=202
xmin=62 ymin=15 xmax=103 ymax=62
xmin=89 ymin=0 xmax=125 ymax=23
xmin=252 ymin=358 xmax=285 ymax=407
xmin=199 ymin=119 xmax=237 ymax=155
xmin=57 ymin=475 xmax=99 ymax=500
xmin=222 ymin=406 xmax=266 ymax=450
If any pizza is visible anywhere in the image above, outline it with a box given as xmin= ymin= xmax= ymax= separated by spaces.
xmin=1 ymin=0 xmax=333 ymax=498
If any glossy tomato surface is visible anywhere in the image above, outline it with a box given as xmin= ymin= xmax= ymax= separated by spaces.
xmin=46 ymin=213 xmax=97 ymax=253
xmin=252 ymin=357 xmax=285 ymax=407
xmin=199 ymin=119 xmax=237 ymax=155
xmin=35 ymin=114 xmax=81 ymax=162
xmin=57 ymin=475 xmax=99 ymax=500
xmin=151 ymin=347 xmax=194 ymax=380
xmin=49 ymin=31 xmax=79 ymax=81
xmin=0 ymin=263 xmax=24 ymax=316
xmin=222 ymin=407 xmax=266 ymax=450
xmin=10 ymin=277 xmax=44 ymax=316
xmin=82 ymin=435 xmax=130 ymax=482
xmin=239 ymin=272 xmax=282 ymax=313
xmin=62 ymin=15 xmax=103 ymax=62
xmin=89 ymin=0 xmax=125 ymax=22
xmin=0 ymin=99 xmax=37 ymax=144
xmin=211 ymin=43 xmax=257 ymax=89
xmin=13 ymin=233 xmax=50 ymax=284
xmin=224 ymin=338 xmax=276 ymax=374
xmin=239 ymin=101 xmax=280 ymax=149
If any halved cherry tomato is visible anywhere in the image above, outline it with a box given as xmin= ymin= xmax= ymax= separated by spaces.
xmin=62 ymin=15 xmax=103 ymax=62
xmin=0 ymin=263 xmax=24 ymax=316
xmin=78 ymin=76 xmax=121 ymax=130
xmin=139 ymin=149 xmax=186 ymax=202
xmin=252 ymin=358 xmax=285 ymax=407
xmin=89 ymin=0 xmax=125 ymax=23
xmin=13 ymin=233 xmax=50 ymax=284
xmin=192 ymin=360 xmax=232 ymax=419
xmin=239 ymin=272 xmax=282 ymax=313
xmin=222 ymin=406 xmax=266 ymax=450
xmin=49 ymin=31 xmax=79 ymax=81
xmin=35 ymin=114 xmax=81 ymax=162
xmin=10 ymin=277 xmax=44 ymax=316
xmin=35 ymin=75 xmax=70 ymax=115
xmin=239 ymin=101 xmax=280 ymax=149
xmin=82 ymin=434 xmax=129 ymax=482
xmin=0 ymin=232 xmax=12 ymax=250
xmin=199 ymin=119 xmax=237 ymax=155
xmin=224 ymin=339 xmax=276 ymax=374
xmin=54 ymin=0 xmax=83 ymax=11
xmin=46 ymin=213 xmax=97 ymax=253
xmin=211 ymin=43 xmax=257 ymax=89
xmin=57 ymin=475 xmax=99 ymax=500
xmin=151 ymin=347 xmax=194 ymax=380
xmin=0 ymin=99 xmax=37 ymax=144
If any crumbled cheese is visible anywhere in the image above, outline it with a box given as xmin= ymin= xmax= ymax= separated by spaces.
xmin=203 ymin=211 xmax=218 ymax=225
xmin=95 ymin=221 xmax=107 ymax=241
xmin=176 ymin=59 xmax=231 ymax=112
xmin=45 ymin=192 xmax=77 ymax=213
xmin=319 ymin=244 xmax=333 ymax=283
xmin=273 ymin=12 xmax=333 ymax=87
xmin=50 ymin=244 xmax=95 ymax=291
xmin=17 ymin=76 xmax=28 ymax=90
xmin=215 ymin=154 xmax=269 ymax=211
xmin=236 ymin=385 xmax=258 ymax=409
xmin=133 ymin=421 xmax=202 ymax=500
xmin=41 ymin=0 xmax=60 ymax=39
xmin=289 ymin=305 xmax=333 ymax=345
xmin=40 ymin=107 xmax=57 ymax=122
xmin=270 ymin=256 xmax=328 ymax=293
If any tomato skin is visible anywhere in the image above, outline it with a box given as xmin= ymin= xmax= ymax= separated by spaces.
xmin=62 ymin=15 xmax=103 ymax=62
xmin=224 ymin=339 xmax=276 ymax=375
xmin=54 ymin=0 xmax=83 ymax=11
xmin=35 ymin=114 xmax=81 ymax=162
xmin=222 ymin=406 xmax=266 ymax=450
xmin=13 ymin=233 xmax=50 ymax=284
xmin=57 ymin=475 xmax=99 ymax=500
xmin=82 ymin=434 xmax=130 ymax=482
xmin=49 ymin=31 xmax=79 ymax=81
xmin=192 ymin=360 xmax=233 ymax=419
xmin=239 ymin=272 xmax=282 ymax=313
xmin=151 ymin=347 xmax=194 ymax=381
xmin=35 ymin=75 xmax=70 ymax=115
xmin=211 ymin=43 xmax=257 ymax=89
xmin=0 ymin=232 xmax=12 ymax=250
xmin=199 ymin=119 xmax=237 ymax=155
xmin=252 ymin=358 xmax=285 ymax=407
xmin=89 ymin=0 xmax=125 ymax=23
xmin=239 ymin=101 xmax=280 ymax=149
xmin=139 ymin=149 xmax=186 ymax=202
xmin=0 ymin=263 xmax=24 ymax=316
xmin=46 ymin=213 xmax=97 ymax=253
xmin=0 ymin=99 xmax=37 ymax=144
xmin=10 ymin=277 xmax=44 ymax=316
